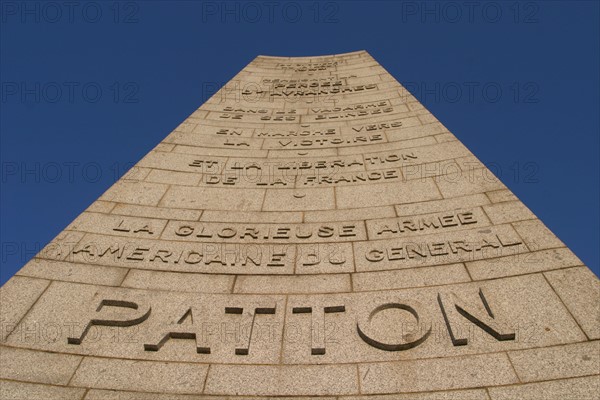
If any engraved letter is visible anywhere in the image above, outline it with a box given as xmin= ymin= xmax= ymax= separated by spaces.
xmin=357 ymin=302 xmax=431 ymax=351
xmin=291 ymin=305 xmax=345 ymax=355
xmin=68 ymin=298 xmax=151 ymax=345
xmin=437 ymin=288 xmax=516 ymax=346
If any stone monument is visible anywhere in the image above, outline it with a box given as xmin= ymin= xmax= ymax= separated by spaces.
xmin=1 ymin=51 xmax=598 ymax=399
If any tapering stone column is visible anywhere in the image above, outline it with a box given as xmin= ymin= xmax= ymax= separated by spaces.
xmin=1 ymin=51 xmax=598 ymax=398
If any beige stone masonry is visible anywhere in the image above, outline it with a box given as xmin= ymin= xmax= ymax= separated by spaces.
xmin=1 ymin=50 xmax=597 ymax=398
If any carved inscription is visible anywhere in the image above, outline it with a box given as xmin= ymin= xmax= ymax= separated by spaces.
xmin=300 ymin=169 xmax=401 ymax=186
xmin=255 ymin=126 xmax=338 ymax=138
xmin=263 ymin=75 xmax=353 ymax=84
xmin=162 ymin=221 xmax=364 ymax=243
xmin=224 ymin=303 xmax=277 ymax=355
xmin=354 ymin=226 xmax=529 ymax=271
xmin=222 ymin=157 xmax=370 ymax=172
xmin=68 ymin=235 xmax=351 ymax=272
xmin=276 ymin=61 xmax=338 ymax=72
xmin=312 ymin=106 xmax=394 ymax=121
xmin=71 ymin=219 xmax=519 ymax=281
xmin=217 ymin=107 xmax=298 ymax=122
xmin=269 ymin=133 xmax=385 ymax=149
xmin=357 ymin=301 xmax=431 ymax=352
xmin=213 ymin=118 xmax=408 ymax=141
xmin=7 ymin=52 xmax=577 ymax=387
xmin=242 ymin=83 xmax=378 ymax=98
xmin=351 ymin=120 xmax=403 ymax=132
xmin=191 ymin=152 xmax=416 ymax=174
xmin=368 ymin=209 xmax=482 ymax=239
xmin=437 ymin=289 xmax=516 ymax=346
xmin=67 ymin=287 xmax=515 ymax=355
xmin=309 ymin=100 xmax=391 ymax=114
xmin=71 ymin=240 xmax=295 ymax=270
xmin=186 ymin=151 xmax=418 ymax=187
xmin=291 ymin=305 xmax=346 ymax=355
xmin=68 ymin=298 xmax=151 ymax=345
xmin=364 ymin=234 xmax=523 ymax=263
xmin=215 ymin=128 xmax=250 ymax=136
xmin=144 ymin=307 xmax=211 ymax=354
xmin=113 ymin=219 xmax=157 ymax=235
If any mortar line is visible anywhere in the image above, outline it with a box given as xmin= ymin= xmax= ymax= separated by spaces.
xmin=541 ymin=272 xmax=591 ymax=340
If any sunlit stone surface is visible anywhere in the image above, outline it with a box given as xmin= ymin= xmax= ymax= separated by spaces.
xmin=1 ymin=51 xmax=598 ymax=399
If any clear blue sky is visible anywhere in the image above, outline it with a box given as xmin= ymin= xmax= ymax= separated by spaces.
xmin=1 ymin=1 xmax=598 ymax=284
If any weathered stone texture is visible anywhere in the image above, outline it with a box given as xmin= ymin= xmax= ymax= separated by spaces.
xmin=1 ymin=51 xmax=597 ymax=398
